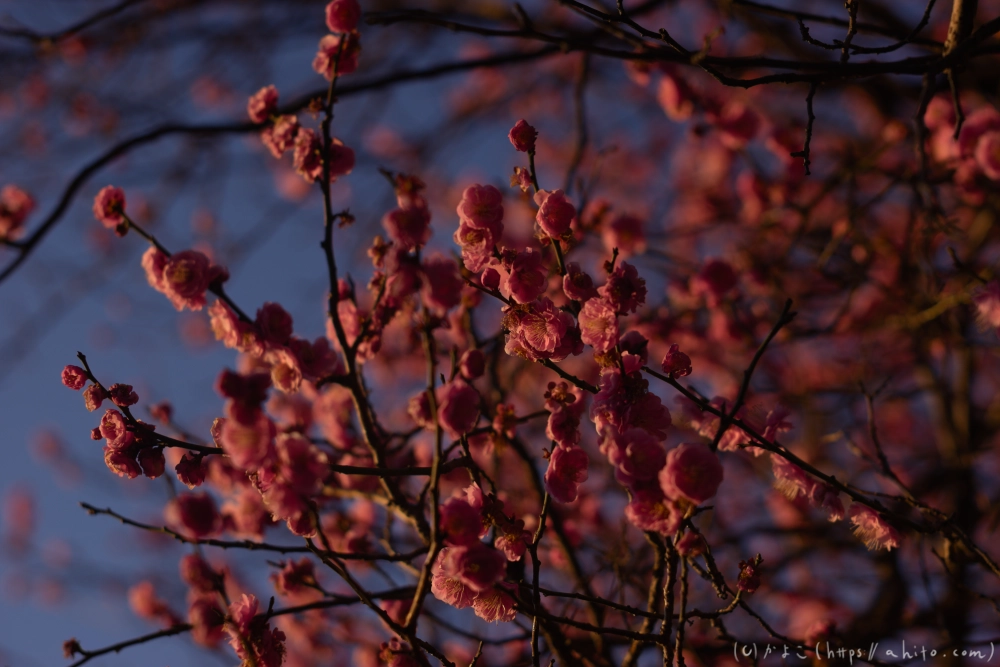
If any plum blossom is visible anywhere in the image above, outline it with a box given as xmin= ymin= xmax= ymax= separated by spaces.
xmin=142 ymin=248 xmax=229 ymax=312
xmin=61 ymin=365 xmax=87 ymax=390
xmin=313 ymin=33 xmax=360 ymax=78
xmin=503 ymin=249 xmax=547 ymax=304
xmin=0 ymin=184 xmax=35 ymax=240
xmin=437 ymin=379 xmax=480 ymax=438
xmin=659 ymin=443 xmax=724 ymax=504
xmin=247 ymin=85 xmax=278 ymax=123
xmin=325 ymin=0 xmax=361 ymax=33
xmin=472 ymin=583 xmax=517 ymax=622
xmin=578 ymin=297 xmax=619 ymax=353
xmin=502 ymin=298 xmax=582 ymax=362
xmin=625 ymin=488 xmax=681 ymax=535
xmin=293 ymin=129 xmax=355 ymax=183
xmin=544 ymin=445 xmax=589 ymax=503
xmin=93 ymin=185 xmax=126 ymax=229
xmin=508 ymin=119 xmax=537 ymax=153
xmin=261 ymin=115 xmax=299 ymax=158
xmin=563 ymin=262 xmax=598 ymax=301
xmin=599 ymin=261 xmax=646 ymax=314
xmin=661 ymin=344 xmax=692 ymax=377
xmin=534 ymin=189 xmax=576 ymax=237
xmin=849 ymin=505 xmax=900 ymax=551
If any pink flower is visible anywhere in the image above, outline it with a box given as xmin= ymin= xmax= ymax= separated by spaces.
xmin=256 ymin=302 xmax=293 ymax=347
xmin=559 ymin=266 xmax=596 ymax=306
xmin=534 ymin=189 xmax=576 ymax=237
xmin=313 ymin=33 xmax=360 ymax=79
xmin=472 ymin=583 xmax=517 ymax=622
xmin=456 ymin=184 xmax=504 ymax=234
xmin=508 ymin=119 xmax=537 ymax=153
xmin=446 ymin=543 xmax=506 ymax=592
xmin=659 ymin=443 xmax=724 ymax=504
xmin=175 ymin=453 xmax=207 ymax=488
xmin=502 ymin=297 xmax=581 ymax=362
xmin=61 ymin=365 xmax=87 ymax=390
xmin=453 ymin=221 xmax=497 ymax=273
xmin=219 ymin=409 xmax=275 ymax=471
xmin=661 ymin=344 xmax=692 ymax=377
xmin=437 ymin=379 xmax=480 ymax=438
xmin=771 ymin=454 xmax=843 ymax=521
xmin=103 ymin=445 xmax=141 ymax=478
xmin=481 ymin=265 xmax=501 ymax=290
xmin=602 ymin=213 xmax=646 ymax=258
xmin=599 ymin=261 xmax=646 ymax=314
xmin=137 ymin=447 xmax=165 ymax=479
xmin=275 ymin=433 xmax=328 ymax=495
xmin=143 ymin=248 xmax=229 ymax=312
xmin=325 ymin=0 xmax=361 ymax=33
xmin=441 ymin=496 xmax=483 ymax=546
xmin=84 ymin=384 xmax=108 ymax=412
xmin=975 ymin=130 xmax=1000 ymax=180
xmin=504 ymin=249 xmax=547 ymax=304
xmin=100 ymin=409 xmax=131 ymax=449
xmin=578 ymin=297 xmax=618 ymax=353
xmin=383 ymin=205 xmax=431 ymax=251
xmin=420 ymin=255 xmax=463 ymax=315
xmin=164 ymin=492 xmax=221 ymax=539
xmin=0 ymin=185 xmax=35 ymax=240
xmin=431 ymin=548 xmax=476 ymax=609
xmin=261 ymin=115 xmax=299 ymax=158
xmin=247 ymin=85 xmax=278 ymax=123
xmin=849 ymin=505 xmax=900 ymax=551
xmin=616 ymin=429 xmax=667 ymax=486
xmin=293 ymin=129 xmax=355 ymax=183
xmin=459 ymin=349 xmax=485 ymax=380
xmin=108 ymin=383 xmax=138 ymax=407
xmin=228 ymin=593 xmax=258 ymax=636
xmin=93 ymin=186 xmax=126 ymax=229
xmin=544 ymin=445 xmax=589 ymax=503
xmin=625 ymin=488 xmax=681 ymax=535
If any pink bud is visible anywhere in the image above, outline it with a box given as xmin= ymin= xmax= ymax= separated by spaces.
xmin=93 ymin=186 xmax=126 ymax=229
xmin=246 ymin=85 xmax=278 ymax=124
xmin=325 ymin=0 xmax=361 ymax=33
xmin=459 ymin=349 xmax=485 ymax=380
xmin=659 ymin=443 xmax=724 ymax=504
xmin=61 ymin=365 xmax=87 ymax=390
xmin=508 ymin=119 xmax=537 ymax=153
xmin=108 ymin=383 xmax=139 ymax=407
xmin=661 ymin=344 xmax=692 ymax=378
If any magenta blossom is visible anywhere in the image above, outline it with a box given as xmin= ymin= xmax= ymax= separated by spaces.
xmin=534 ymin=189 xmax=576 ymax=238
xmin=659 ymin=443 xmax=724 ymax=504
xmin=93 ymin=186 xmax=126 ymax=229
xmin=544 ymin=445 xmax=589 ymax=503
xmin=849 ymin=505 xmax=900 ymax=551
xmin=325 ymin=0 xmax=361 ymax=33
xmin=164 ymin=492 xmax=221 ymax=539
xmin=61 ymin=365 xmax=87 ymax=390
xmin=436 ymin=379 xmax=480 ymax=438
xmin=578 ymin=297 xmax=619 ymax=353
xmin=312 ymin=33 xmax=360 ymax=79
xmin=247 ymin=85 xmax=278 ymax=123
xmin=508 ymin=119 xmax=537 ymax=153
xmin=599 ymin=261 xmax=646 ymax=314
xmin=661 ymin=343 xmax=692 ymax=377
